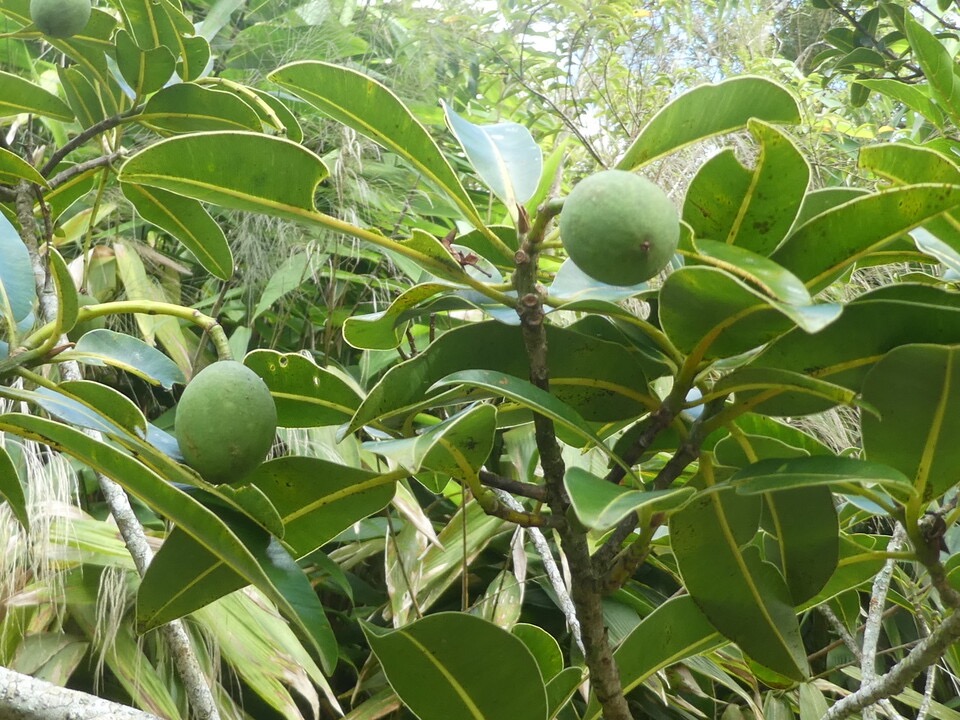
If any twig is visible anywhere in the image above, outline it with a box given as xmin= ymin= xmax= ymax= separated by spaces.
xmin=819 ymin=605 xmax=862 ymax=661
xmin=860 ymin=523 xmax=906 ymax=720
xmin=818 ymin=606 xmax=905 ymax=720
xmin=40 ymin=108 xmax=140 ymax=177
xmin=47 ymin=151 xmax=125 ymax=190
xmin=479 ymin=469 xmax=548 ymax=501
xmin=491 ymin=488 xmax=583 ymax=653
xmin=911 ymin=570 xmax=937 ymax=720
xmin=823 ymin=543 xmax=960 ymax=720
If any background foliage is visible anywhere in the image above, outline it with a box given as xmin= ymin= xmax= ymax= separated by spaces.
xmin=5 ymin=1 xmax=960 ymax=719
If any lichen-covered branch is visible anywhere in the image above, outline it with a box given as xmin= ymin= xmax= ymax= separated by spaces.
xmin=0 ymin=665 xmax=162 ymax=720
xmin=860 ymin=524 xmax=906 ymax=720
xmin=824 ymin=538 xmax=960 ymax=720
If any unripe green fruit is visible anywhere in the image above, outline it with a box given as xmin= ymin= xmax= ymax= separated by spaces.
xmin=559 ymin=170 xmax=680 ymax=286
xmin=175 ymin=361 xmax=277 ymax=484
xmin=67 ymin=294 xmax=106 ymax=342
xmin=30 ymin=0 xmax=91 ymax=38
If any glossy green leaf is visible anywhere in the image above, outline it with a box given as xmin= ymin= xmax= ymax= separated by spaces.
xmin=659 ymin=266 xmax=840 ymax=359
xmin=905 ymin=16 xmax=960 ymax=126
xmin=771 ymin=185 xmax=960 ymax=293
xmin=734 ymin=414 xmax=834 ymax=457
xmin=269 ymin=61 xmax=488 ymax=233
xmin=583 ymin=597 xmax=724 ymax=720
xmin=690 ymin=239 xmax=812 ymax=305
xmin=744 ymin=285 xmax=960 ymax=415
xmin=455 ymin=225 xmax=519 ymax=267
xmin=795 ymin=187 xmax=869 ymax=226
xmin=862 ymin=344 xmax=960 ymax=501
xmin=857 ymin=143 xmax=960 ymax=261
xmin=800 ymin=533 xmax=889 ymax=609
xmin=914 ymin=227 xmax=960 ymax=273
xmin=118 ymin=0 xmax=209 ymax=81
xmin=46 ymin=248 xmax=78 ymax=341
xmin=854 ymin=79 xmax=944 ymax=128
xmin=545 ymin=667 xmax=583 ymax=720
xmin=512 ymin=624 xmax=563 ymax=682
xmin=394 ymin=229 xmax=472 ymax=283
xmin=363 ymin=613 xmax=548 ymax=720
xmin=140 ymin=84 xmax=262 ymax=134
xmin=42 ymin=9 xmax=118 ymax=89
xmin=683 ymin=120 xmax=808 ymax=255
xmin=762 ymin=486 xmax=838 ymax=604
xmin=139 ymin=506 xmax=337 ymax=674
xmin=243 ymin=350 xmax=362 ymax=427
xmin=112 ymin=240 xmax=191 ymax=373
xmin=0 ymin=385 xmax=124 ymax=439
xmin=69 ymin=329 xmax=187 ymax=389
xmin=43 ymin=381 xmax=147 ymax=438
xmin=119 ymin=131 xmax=329 ymax=223
xmin=343 ymin=282 xmax=453 ymax=350
xmin=547 ymin=258 xmax=654 ymax=307
xmin=860 ymin=142 xmax=960 ymax=186
xmin=0 ymin=147 xmax=47 ymax=187
xmin=56 ymin=66 xmax=107 ymax=129
xmin=247 ymin=88 xmax=304 ymax=143
xmin=0 ymin=413 xmax=336 ymax=670
xmin=442 ymin=100 xmax=542 ymax=218
xmin=670 ymin=484 xmax=809 ymax=680
xmin=0 ymin=70 xmax=73 ymax=121
xmin=0 ymin=445 xmax=28 ymax=530
xmin=122 ymin=183 xmax=233 ymax=280
xmin=252 ymin=457 xmax=397 ymax=553
xmin=684 ymin=149 xmax=751 ymax=242
xmin=564 ymin=467 xmax=694 ymax=531
xmin=0 ymin=215 xmax=35 ymax=325
xmin=617 ymin=76 xmax=800 ymax=170
xmin=43 ymin=166 xmax=98 ymax=224
xmin=731 ymin=456 xmax=914 ymax=499
xmin=114 ymin=29 xmax=176 ymax=98
xmin=363 ymin=404 xmax=496 ymax=481
xmin=431 ymin=370 xmax=635 ymax=469
xmin=138 ymin=456 xmax=396 ymax=631
xmin=344 ymin=322 xmax=655 ymax=434
xmin=713 ymin=432 xmax=807 ymax=470
xmin=714 ymin=367 xmax=861 ymax=414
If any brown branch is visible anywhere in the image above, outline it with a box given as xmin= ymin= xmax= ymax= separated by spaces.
xmin=474 ymin=491 xmax=560 ymax=528
xmin=513 ymin=199 xmax=633 ymax=720
xmin=40 ymin=108 xmax=139 ymax=177
xmin=478 ymin=469 xmax=548 ymax=501
xmin=47 ymin=152 xmax=124 ymax=190
xmin=592 ymin=397 xmax=725 ymax=586
xmin=604 ymin=406 xmax=677 ymax=485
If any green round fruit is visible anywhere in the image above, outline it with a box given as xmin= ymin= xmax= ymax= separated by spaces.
xmin=67 ymin=294 xmax=106 ymax=342
xmin=30 ymin=0 xmax=91 ymax=38
xmin=175 ymin=361 xmax=277 ymax=484
xmin=559 ymin=169 xmax=679 ymax=286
